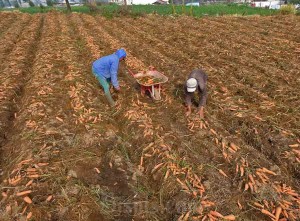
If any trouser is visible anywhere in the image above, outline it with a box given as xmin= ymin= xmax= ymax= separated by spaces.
xmin=92 ymin=68 xmax=115 ymax=106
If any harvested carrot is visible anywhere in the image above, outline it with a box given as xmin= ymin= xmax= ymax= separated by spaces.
xmin=25 ymin=180 xmax=34 ymax=187
xmin=182 ymin=211 xmax=191 ymax=221
xmin=210 ymin=211 xmax=224 ymax=218
xmin=27 ymin=174 xmax=39 ymax=178
xmin=16 ymin=190 xmax=32 ymax=196
xmin=37 ymin=162 xmax=49 ymax=166
xmin=151 ymin=163 xmax=164 ymax=174
xmin=46 ymin=195 xmax=53 ymax=202
xmin=230 ymin=143 xmax=239 ymax=151
xmin=23 ymin=196 xmax=32 ymax=204
xmin=223 ymin=214 xmax=235 ymax=220
xmin=288 ymin=144 xmax=299 ymax=148
xmin=248 ymin=174 xmax=255 ymax=184
xmin=261 ymin=167 xmax=276 ymax=176
xmin=253 ymin=202 xmax=264 ymax=208
xmin=27 ymin=212 xmax=33 ymax=219
xmin=261 ymin=209 xmax=276 ymax=219
xmin=244 ymin=183 xmax=249 ymax=191
xmin=237 ymin=200 xmax=242 ymax=210
xmin=210 ymin=129 xmax=217 ymax=135
xmin=2 ymin=192 xmax=8 ymax=197
xmin=94 ymin=168 xmax=100 ymax=174
xmin=275 ymin=206 xmax=282 ymax=221
xmin=240 ymin=166 xmax=244 ymax=177
xmin=218 ymin=169 xmax=228 ymax=178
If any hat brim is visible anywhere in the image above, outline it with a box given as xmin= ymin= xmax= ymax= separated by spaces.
xmin=187 ymin=87 xmax=196 ymax=93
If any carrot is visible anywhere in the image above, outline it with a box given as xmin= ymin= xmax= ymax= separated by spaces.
xmin=275 ymin=206 xmax=282 ymax=221
xmin=248 ymin=182 xmax=254 ymax=193
xmin=223 ymin=214 xmax=236 ymax=220
xmin=182 ymin=211 xmax=191 ymax=221
xmin=56 ymin=117 xmax=64 ymax=122
xmin=23 ymin=196 xmax=32 ymax=204
xmin=210 ymin=211 xmax=224 ymax=218
xmin=25 ymin=180 xmax=34 ymax=187
xmin=218 ymin=169 xmax=228 ymax=178
xmin=46 ymin=195 xmax=53 ymax=202
xmin=253 ymin=202 xmax=264 ymax=208
xmin=151 ymin=163 xmax=164 ymax=174
xmin=210 ymin=129 xmax=217 ymax=135
xmin=248 ymin=174 xmax=255 ymax=183
xmin=244 ymin=183 xmax=249 ymax=191
xmin=261 ymin=209 xmax=276 ymax=219
xmin=237 ymin=200 xmax=243 ymax=210
xmin=37 ymin=162 xmax=49 ymax=166
xmin=94 ymin=168 xmax=100 ymax=174
xmin=230 ymin=143 xmax=239 ymax=151
xmin=262 ymin=167 xmax=276 ymax=176
xmin=282 ymin=209 xmax=289 ymax=218
xmin=164 ymin=169 xmax=170 ymax=180
xmin=27 ymin=212 xmax=33 ymax=219
xmin=235 ymin=164 xmax=239 ymax=174
xmin=240 ymin=166 xmax=244 ymax=177
xmin=27 ymin=174 xmax=39 ymax=178
xmin=16 ymin=190 xmax=32 ymax=196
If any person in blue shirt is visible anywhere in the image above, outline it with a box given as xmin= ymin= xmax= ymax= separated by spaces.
xmin=92 ymin=49 xmax=127 ymax=106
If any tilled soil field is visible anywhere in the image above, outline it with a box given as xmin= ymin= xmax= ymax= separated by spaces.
xmin=0 ymin=11 xmax=299 ymax=221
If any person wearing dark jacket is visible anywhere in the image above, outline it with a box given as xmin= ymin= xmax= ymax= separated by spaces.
xmin=92 ymin=49 xmax=127 ymax=106
xmin=185 ymin=69 xmax=208 ymax=118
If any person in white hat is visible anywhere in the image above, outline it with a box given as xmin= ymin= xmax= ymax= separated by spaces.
xmin=185 ymin=69 xmax=208 ymax=118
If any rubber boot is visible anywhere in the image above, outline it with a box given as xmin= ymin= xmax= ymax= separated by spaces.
xmin=105 ymin=92 xmax=115 ymax=107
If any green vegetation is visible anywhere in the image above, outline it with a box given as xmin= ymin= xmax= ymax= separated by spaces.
xmin=279 ymin=4 xmax=297 ymax=14
xmin=0 ymin=3 xmax=278 ymax=16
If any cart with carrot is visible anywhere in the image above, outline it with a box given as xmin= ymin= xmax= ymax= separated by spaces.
xmin=127 ymin=67 xmax=168 ymax=101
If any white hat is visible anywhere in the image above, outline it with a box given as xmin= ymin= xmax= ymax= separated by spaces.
xmin=186 ymin=78 xmax=197 ymax=92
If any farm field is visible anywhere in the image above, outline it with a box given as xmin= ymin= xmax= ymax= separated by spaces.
xmin=0 ymin=11 xmax=299 ymax=221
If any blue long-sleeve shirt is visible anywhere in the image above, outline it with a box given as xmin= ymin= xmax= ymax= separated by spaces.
xmin=92 ymin=54 xmax=120 ymax=88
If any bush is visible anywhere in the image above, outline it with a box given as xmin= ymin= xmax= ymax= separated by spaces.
xmin=279 ymin=4 xmax=296 ymax=14
xmin=29 ymin=0 xmax=35 ymax=7
xmin=46 ymin=0 xmax=53 ymax=6
xmin=14 ymin=1 xmax=20 ymax=8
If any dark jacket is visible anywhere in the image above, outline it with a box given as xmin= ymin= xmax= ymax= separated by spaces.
xmin=185 ymin=69 xmax=208 ymax=108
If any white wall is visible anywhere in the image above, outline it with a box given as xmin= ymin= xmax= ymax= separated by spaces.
xmin=127 ymin=0 xmax=157 ymax=5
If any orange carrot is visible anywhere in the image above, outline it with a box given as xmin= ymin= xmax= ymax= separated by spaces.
xmin=27 ymin=212 xmax=33 ymax=219
xmin=275 ymin=206 xmax=282 ymax=221
xmin=262 ymin=167 xmax=276 ymax=176
xmin=248 ymin=174 xmax=255 ymax=184
xmin=240 ymin=166 xmax=244 ymax=177
xmin=16 ymin=190 xmax=32 ymax=196
xmin=253 ymin=202 xmax=264 ymax=208
xmin=23 ymin=196 xmax=32 ymax=204
xmin=46 ymin=195 xmax=53 ymax=202
xmin=223 ymin=214 xmax=236 ymax=220
xmin=237 ymin=200 xmax=242 ymax=210
xmin=210 ymin=129 xmax=217 ymax=135
xmin=230 ymin=143 xmax=239 ymax=151
xmin=218 ymin=169 xmax=228 ymax=178
xmin=210 ymin=211 xmax=224 ymax=218
xmin=25 ymin=180 xmax=34 ymax=187
xmin=261 ymin=209 xmax=276 ymax=219
xmin=94 ymin=168 xmax=100 ymax=174
xmin=244 ymin=183 xmax=249 ymax=191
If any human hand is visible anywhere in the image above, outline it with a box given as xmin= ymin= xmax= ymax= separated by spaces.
xmin=185 ymin=106 xmax=192 ymax=117
xmin=115 ymin=86 xmax=120 ymax=92
xmin=198 ymin=107 xmax=204 ymax=119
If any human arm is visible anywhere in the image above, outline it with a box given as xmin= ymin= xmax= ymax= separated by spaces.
xmin=110 ymin=59 xmax=120 ymax=89
xmin=185 ymin=87 xmax=193 ymax=116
